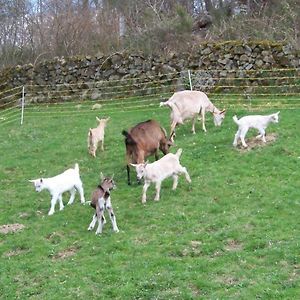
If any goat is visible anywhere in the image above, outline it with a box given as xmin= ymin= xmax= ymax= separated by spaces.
xmin=88 ymin=117 xmax=110 ymax=157
xmin=29 ymin=163 xmax=85 ymax=215
xmin=233 ymin=111 xmax=280 ymax=148
xmin=160 ymin=90 xmax=226 ymax=139
xmin=88 ymin=175 xmax=119 ymax=235
xmin=122 ymin=119 xmax=173 ymax=185
xmin=131 ymin=148 xmax=191 ymax=203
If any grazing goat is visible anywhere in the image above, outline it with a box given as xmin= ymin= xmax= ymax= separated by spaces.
xmin=88 ymin=175 xmax=119 ymax=235
xmin=232 ymin=111 xmax=280 ymax=148
xmin=122 ymin=119 xmax=173 ymax=185
xmin=160 ymin=90 xmax=226 ymax=139
xmin=29 ymin=163 xmax=85 ymax=215
xmin=131 ymin=148 xmax=191 ymax=203
xmin=88 ymin=117 xmax=110 ymax=157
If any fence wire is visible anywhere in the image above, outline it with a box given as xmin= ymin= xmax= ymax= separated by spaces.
xmin=0 ymin=67 xmax=300 ymax=127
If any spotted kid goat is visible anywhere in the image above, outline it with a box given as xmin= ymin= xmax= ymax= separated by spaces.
xmin=122 ymin=119 xmax=174 ymax=185
xmin=88 ymin=174 xmax=119 ymax=235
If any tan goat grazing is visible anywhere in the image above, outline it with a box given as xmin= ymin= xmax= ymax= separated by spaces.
xmin=88 ymin=117 xmax=110 ymax=157
xmin=160 ymin=90 xmax=226 ymax=139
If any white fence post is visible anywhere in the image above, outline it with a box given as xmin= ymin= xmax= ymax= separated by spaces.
xmin=188 ymin=70 xmax=193 ymax=91
xmin=21 ymin=86 xmax=25 ymax=125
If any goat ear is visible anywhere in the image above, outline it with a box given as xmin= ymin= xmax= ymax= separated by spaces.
xmin=106 ymin=117 xmax=110 ymax=122
xmin=144 ymin=161 xmax=149 ymax=167
xmin=221 ymin=109 xmax=226 ymax=114
xmin=130 ymin=163 xmax=137 ymax=167
xmin=169 ymin=131 xmax=175 ymax=143
xmin=28 ymin=179 xmax=35 ymax=183
xmin=100 ymin=172 xmax=104 ymax=181
xmin=276 ymin=111 xmax=280 ymax=115
xmin=96 ymin=117 xmax=101 ymax=122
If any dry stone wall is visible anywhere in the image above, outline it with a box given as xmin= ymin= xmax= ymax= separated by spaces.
xmin=0 ymin=41 xmax=299 ymax=104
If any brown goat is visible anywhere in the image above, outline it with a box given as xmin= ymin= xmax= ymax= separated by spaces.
xmin=87 ymin=175 xmax=119 ymax=235
xmin=122 ymin=119 xmax=173 ymax=185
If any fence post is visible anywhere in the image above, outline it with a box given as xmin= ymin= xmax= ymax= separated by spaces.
xmin=188 ymin=70 xmax=193 ymax=91
xmin=21 ymin=86 xmax=25 ymax=125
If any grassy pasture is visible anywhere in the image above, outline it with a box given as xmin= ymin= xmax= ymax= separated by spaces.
xmin=0 ymin=101 xmax=299 ymax=299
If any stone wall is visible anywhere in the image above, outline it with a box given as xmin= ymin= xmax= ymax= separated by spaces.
xmin=0 ymin=41 xmax=299 ymax=104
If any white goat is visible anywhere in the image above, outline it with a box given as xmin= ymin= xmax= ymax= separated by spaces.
xmin=131 ymin=148 xmax=191 ymax=203
xmin=29 ymin=163 xmax=85 ymax=215
xmin=232 ymin=111 xmax=280 ymax=148
xmin=88 ymin=117 xmax=110 ymax=157
xmin=160 ymin=90 xmax=226 ymax=138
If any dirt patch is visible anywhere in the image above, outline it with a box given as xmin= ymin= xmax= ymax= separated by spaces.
xmin=181 ymin=240 xmax=202 ymax=257
xmin=52 ymin=246 xmax=78 ymax=260
xmin=224 ymin=239 xmax=243 ymax=252
xmin=217 ymin=275 xmax=239 ymax=286
xmin=46 ymin=232 xmax=64 ymax=244
xmin=0 ymin=223 xmax=25 ymax=234
xmin=3 ymin=248 xmax=28 ymax=258
xmin=235 ymin=133 xmax=277 ymax=152
xmin=18 ymin=212 xmax=30 ymax=219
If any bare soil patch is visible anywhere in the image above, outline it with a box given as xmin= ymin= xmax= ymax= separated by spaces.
xmin=224 ymin=239 xmax=243 ymax=252
xmin=235 ymin=133 xmax=277 ymax=152
xmin=3 ymin=248 xmax=28 ymax=258
xmin=52 ymin=246 xmax=78 ymax=260
xmin=0 ymin=223 xmax=25 ymax=234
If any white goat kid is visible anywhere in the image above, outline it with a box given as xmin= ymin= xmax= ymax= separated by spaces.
xmin=160 ymin=90 xmax=226 ymax=138
xmin=88 ymin=117 xmax=110 ymax=157
xmin=232 ymin=112 xmax=280 ymax=148
xmin=29 ymin=163 xmax=85 ymax=215
xmin=131 ymin=148 xmax=191 ymax=203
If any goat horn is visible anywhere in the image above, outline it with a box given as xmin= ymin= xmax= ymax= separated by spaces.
xmin=100 ymin=172 xmax=104 ymax=181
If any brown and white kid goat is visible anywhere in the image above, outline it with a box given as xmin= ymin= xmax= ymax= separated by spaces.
xmin=88 ymin=174 xmax=119 ymax=235
xmin=122 ymin=119 xmax=174 ymax=185
xmin=88 ymin=117 xmax=110 ymax=157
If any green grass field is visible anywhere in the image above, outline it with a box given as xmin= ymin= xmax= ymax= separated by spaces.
xmin=0 ymin=102 xmax=299 ymax=299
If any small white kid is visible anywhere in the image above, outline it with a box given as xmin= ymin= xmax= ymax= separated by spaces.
xmin=131 ymin=148 xmax=191 ymax=203
xmin=29 ymin=163 xmax=85 ymax=215
xmin=232 ymin=111 xmax=280 ymax=148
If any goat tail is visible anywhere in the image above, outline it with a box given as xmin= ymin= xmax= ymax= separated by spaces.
xmin=122 ymin=130 xmax=136 ymax=145
xmin=175 ymin=148 xmax=183 ymax=158
xmin=121 ymin=130 xmax=128 ymax=137
xmin=74 ymin=163 xmax=79 ymax=172
xmin=232 ymin=115 xmax=240 ymax=125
